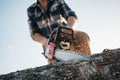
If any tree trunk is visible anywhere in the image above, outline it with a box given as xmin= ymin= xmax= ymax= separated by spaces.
xmin=0 ymin=48 xmax=120 ymax=80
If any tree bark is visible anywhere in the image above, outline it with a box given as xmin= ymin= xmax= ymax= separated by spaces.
xmin=0 ymin=48 xmax=120 ymax=80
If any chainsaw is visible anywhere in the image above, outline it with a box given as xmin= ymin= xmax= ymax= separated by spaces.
xmin=44 ymin=26 xmax=92 ymax=62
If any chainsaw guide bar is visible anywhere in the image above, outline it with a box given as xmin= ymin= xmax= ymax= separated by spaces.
xmin=54 ymin=49 xmax=92 ymax=62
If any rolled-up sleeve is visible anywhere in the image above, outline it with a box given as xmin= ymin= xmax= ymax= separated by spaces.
xmin=27 ymin=7 xmax=42 ymax=39
xmin=58 ymin=0 xmax=77 ymax=20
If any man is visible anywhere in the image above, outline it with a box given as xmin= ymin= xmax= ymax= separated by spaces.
xmin=27 ymin=0 xmax=91 ymax=63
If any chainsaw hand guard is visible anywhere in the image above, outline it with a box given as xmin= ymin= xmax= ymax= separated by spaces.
xmin=45 ymin=42 xmax=56 ymax=59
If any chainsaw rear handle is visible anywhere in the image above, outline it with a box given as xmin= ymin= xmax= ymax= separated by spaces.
xmin=57 ymin=26 xmax=74 ymax=37
xmin=55 ymin=26 xmax=74 ymax=42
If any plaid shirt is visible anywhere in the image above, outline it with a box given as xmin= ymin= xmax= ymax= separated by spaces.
xmin=27 ymin=0 xmax=77 ymax=38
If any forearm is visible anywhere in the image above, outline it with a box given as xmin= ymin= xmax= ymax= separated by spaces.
xmin=66 ymin=16 xmax=77 ymax=28
xmin=32 ymin=33 xmax=47 ymax=44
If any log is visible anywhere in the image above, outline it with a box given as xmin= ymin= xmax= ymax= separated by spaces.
xmin=0 ymin=48 xmax=120 ymax=80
